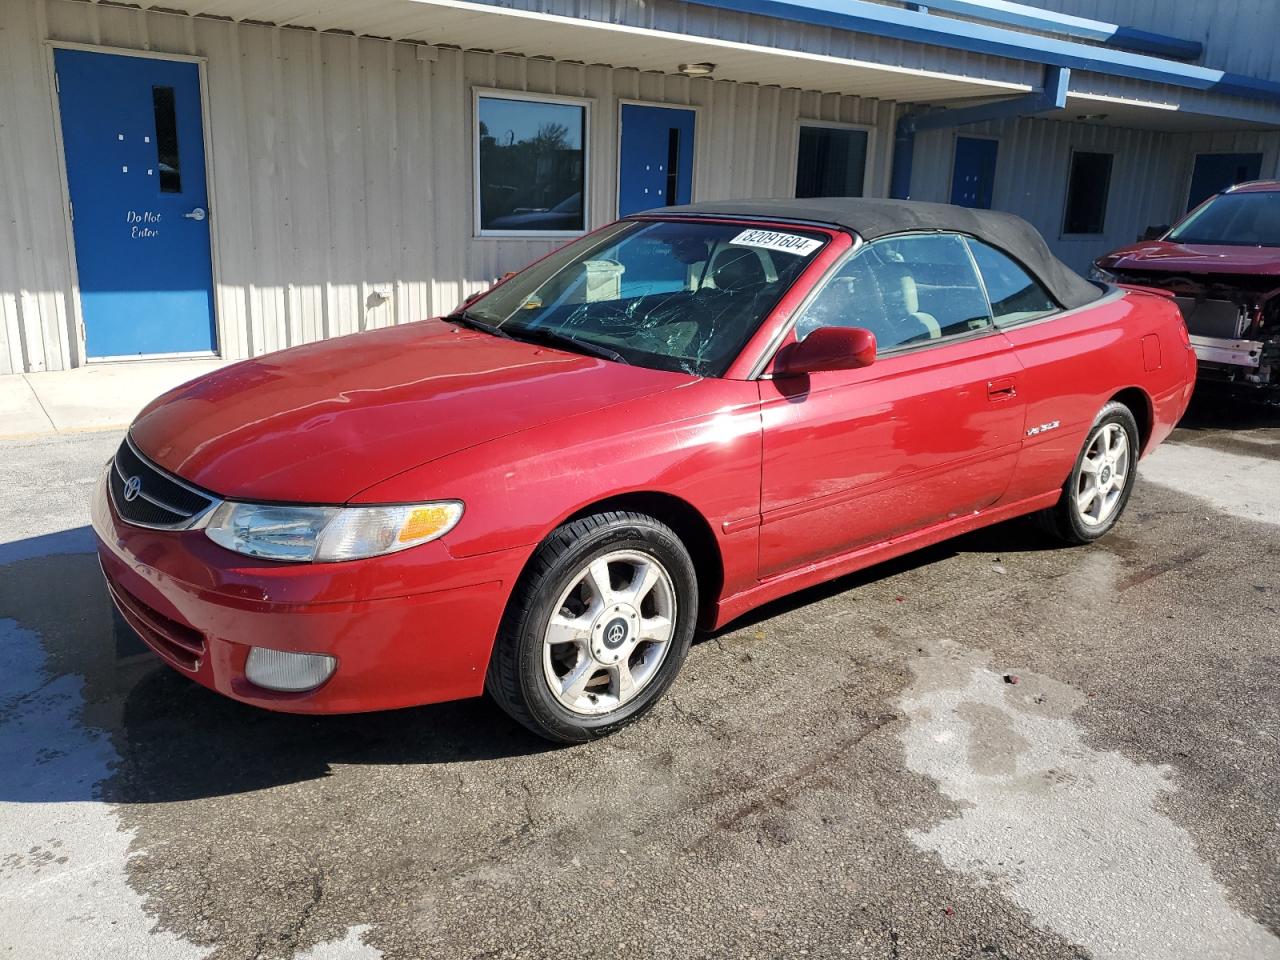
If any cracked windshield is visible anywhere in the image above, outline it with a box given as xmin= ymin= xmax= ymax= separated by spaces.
xmin=456 ymin=220 xmax=828 ymax=376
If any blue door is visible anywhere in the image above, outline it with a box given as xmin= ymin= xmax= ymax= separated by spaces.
xmin=1187 ymin=153 xmax=1263 ymax=211
xmin=950 ymin=136 xmax=998 ymax=209
xmin=618 ymin=104 xmax=696 ymax=216
xmin=55 ymin=49 xmax=216 ymax=358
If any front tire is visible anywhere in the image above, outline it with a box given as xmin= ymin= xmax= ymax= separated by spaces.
xmin=1036 ymin=400 xmax=1140 ymax=544
xmin=486 ymin=511 xmax=698 ymax=743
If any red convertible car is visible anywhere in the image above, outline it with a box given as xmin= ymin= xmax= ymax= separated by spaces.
xmin=93 ymin=198 xmax=1194 ymax=742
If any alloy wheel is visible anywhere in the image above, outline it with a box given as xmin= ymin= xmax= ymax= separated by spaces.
xmin=1076 ymin=422 xmax=1130 ymax=527
xmin=542 ymin=550 xmax=677 ymax=716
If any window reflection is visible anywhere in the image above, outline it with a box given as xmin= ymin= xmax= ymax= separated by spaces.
xmin=477 ymin=96 xmax=586 ymax=233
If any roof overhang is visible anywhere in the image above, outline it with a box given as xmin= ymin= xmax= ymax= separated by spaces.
xmin=119 ymin=0 xmax=1280 ymax=130
xmin=127 ymin=0 xmax=1036 ymax=102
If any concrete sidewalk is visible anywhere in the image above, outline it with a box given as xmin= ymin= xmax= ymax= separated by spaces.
xmin=0 ymin=358 xmax=228 ymax=438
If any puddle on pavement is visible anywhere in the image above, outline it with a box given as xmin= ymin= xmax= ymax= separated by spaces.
xmin=899 ymin=641 xmax=1280 ymax=960
xmin=0 ymin=547 xmax=394 ymax=960
xmin=0 ymin=615 xmax=212 ymax=960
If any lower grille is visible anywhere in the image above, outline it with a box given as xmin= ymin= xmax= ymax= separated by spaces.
xmin=106 ymin=576 xmax=206 ymax=672
xmin=110 ymin=438 xmax=218 ymax=530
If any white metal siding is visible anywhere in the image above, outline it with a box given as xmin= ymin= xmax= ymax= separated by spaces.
xmin=0 ymin=0 xmax=74 ymax=373
xmin=480 ymin=0 xmax=1041 ymax=91
xmin=463 ymin=0 xmax=1280 ymax=126
xmin=911 ymin=116 xmax=1280 ymax=273
xmin=0 ymin=0 xmax=897 ymax=373
xmin=3 ymin=0 xmax=1278 ymax=374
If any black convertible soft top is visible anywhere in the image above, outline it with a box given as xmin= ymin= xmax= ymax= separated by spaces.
xmin=646 ymin=197 xmax=1102 ymax=311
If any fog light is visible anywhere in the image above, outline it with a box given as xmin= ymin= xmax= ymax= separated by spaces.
xmin=245 ymin=647 xmax=336 ymax=692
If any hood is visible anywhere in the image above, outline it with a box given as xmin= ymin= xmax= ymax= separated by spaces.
xmin=130 ymin=320 xmax=694 ymax=503
xmin=1099 ymin=240 xmax=1280 ymax=277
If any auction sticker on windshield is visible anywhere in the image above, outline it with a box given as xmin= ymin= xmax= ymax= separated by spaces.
xmin=730 ymin=229 xmax=823 ymax=256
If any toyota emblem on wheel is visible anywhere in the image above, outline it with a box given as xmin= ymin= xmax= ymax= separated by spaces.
xmin=122 ymin=475 xmax=143 ymax=502
xmin=603 ymin=618 xmax=629 ymax=650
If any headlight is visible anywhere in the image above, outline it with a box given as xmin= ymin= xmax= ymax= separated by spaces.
xmin=1088 ymin=264 xmax=1117 ymax=283
xmin=205 ymin=500 xmax=463 ymax=562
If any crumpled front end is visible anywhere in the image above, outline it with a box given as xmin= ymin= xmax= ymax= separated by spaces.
xmin=1111 ymin=268 xmax=1279 ymax=392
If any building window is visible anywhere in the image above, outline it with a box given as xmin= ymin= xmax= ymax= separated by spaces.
xmin=475 ymin=92 xmax=588 ymax=236
xmin=1062 ymin=151 xmax=1113 ymax=235
xmin=150 ymin=85 xmax=182 ymax=193
xmin=795 ymin=123 xmax=869 ymax=199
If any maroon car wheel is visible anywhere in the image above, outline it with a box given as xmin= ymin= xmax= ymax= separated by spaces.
xmin=486 ymin=511 xmax=698 ymax=743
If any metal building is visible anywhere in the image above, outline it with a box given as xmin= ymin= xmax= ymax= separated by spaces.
xmin=2 ymin=0 xmax=1279 ymax=375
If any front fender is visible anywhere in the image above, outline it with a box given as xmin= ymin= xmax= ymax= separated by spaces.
xmin=351 ymin=378 xmax=766 ymax=602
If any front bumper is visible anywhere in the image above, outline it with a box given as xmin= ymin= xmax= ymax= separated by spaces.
xmin=91 ymin=467 xmax=527 ymax=714
xmin=1190 ymin=334 xmax=1264 ymax=371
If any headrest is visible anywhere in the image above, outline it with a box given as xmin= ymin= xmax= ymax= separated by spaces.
xmin=711 ymin=249 xmax=768 ymax=292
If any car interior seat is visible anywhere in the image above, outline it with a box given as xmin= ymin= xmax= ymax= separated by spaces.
xmin=878 ymin=264 xmax=941 ymax=340
xmin=708 ymin=248 xmax=770 ymax=293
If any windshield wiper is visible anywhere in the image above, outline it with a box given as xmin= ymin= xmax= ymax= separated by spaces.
xmin=507 ymin=327 xmax=630 ymax=365
xmin=445 ymin=310 xmax=512 ymax=338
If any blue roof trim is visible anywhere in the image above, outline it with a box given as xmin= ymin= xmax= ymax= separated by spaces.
xmin=905 ymin=65 xmax=1070 ymax=133
xmin=682 ymin=0 xmax=1280 ymax=104
xmin=891 ymin=65 xmax=1069 ymax=199
xmin=918 ymin=0 xmax=1201 ymax=61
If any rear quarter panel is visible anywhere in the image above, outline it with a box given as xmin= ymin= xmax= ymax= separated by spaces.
xmin=1000 ymin=288 xmax=1192 ymax=503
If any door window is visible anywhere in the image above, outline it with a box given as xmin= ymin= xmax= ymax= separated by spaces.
xmin=150 ymin=85 xmax=182 ymax=193
xmin=964 ymin=238 xmax=1058 ymax=326
xmin=794 ymin=233 xmax=991 ymax=349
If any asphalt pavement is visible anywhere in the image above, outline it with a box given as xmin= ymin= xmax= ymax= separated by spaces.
xmin=0 ymin=390 xmax=1277 ymax=960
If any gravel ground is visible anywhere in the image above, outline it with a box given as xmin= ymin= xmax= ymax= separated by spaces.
xmin=0 ymin=391 xmax=1277 ymax=960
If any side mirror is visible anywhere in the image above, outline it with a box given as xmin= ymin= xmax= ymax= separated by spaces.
xmin=775 ymin=326 xmax=877 ymax=376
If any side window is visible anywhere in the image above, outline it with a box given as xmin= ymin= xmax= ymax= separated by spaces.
xmin=795 ymin=233 xmax=992 ymax=349
xmin=965 ymin=238 xmax=1058 ymax=326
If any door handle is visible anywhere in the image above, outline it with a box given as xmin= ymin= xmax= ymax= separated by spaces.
xmin=987 ymin=377 xmax=1017 ymax=400
xmin=183 ymin=207 xmax=207 ymax=221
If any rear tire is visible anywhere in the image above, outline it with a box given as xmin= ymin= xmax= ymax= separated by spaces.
xmin=486 ymin=511 xmax=697 ymax=743
xmin=1035 ymin=401 xmax=1140 ymax=545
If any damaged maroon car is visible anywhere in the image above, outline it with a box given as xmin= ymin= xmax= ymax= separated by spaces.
xmin=1094 ymin=180 xmax=1280 ymax=396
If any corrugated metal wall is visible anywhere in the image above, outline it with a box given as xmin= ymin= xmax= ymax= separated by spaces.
xmin=910 ymin=116 xmax=1280 ymax=273
xmin=471 ymin=0 xmax=1042 ymax=92
xmin=0 ymin=0 xmax=74 ymax=373
xmin=1030 ymin=0 xmax=1280 ymax=84
xmin=3 ymin=0 xmax=1279 ymax=373
xmin=0 ymin=0 xmax=898 ymax=373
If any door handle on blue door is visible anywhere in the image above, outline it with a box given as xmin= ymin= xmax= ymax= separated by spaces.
xmin=987 ymin=378 xmax=1017 ymax=400
xmin=184 ymin=207 xmax=206 ymax=221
